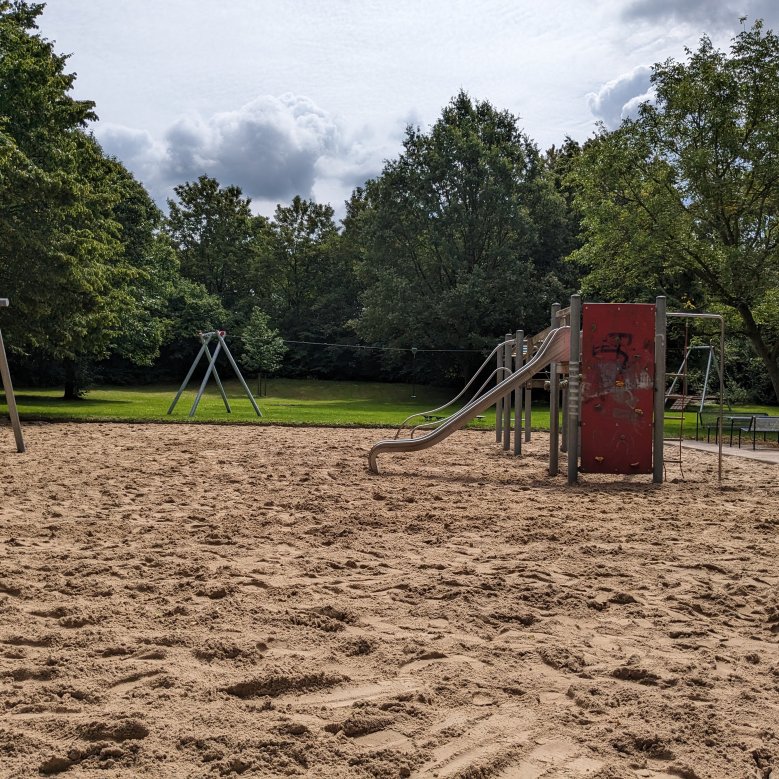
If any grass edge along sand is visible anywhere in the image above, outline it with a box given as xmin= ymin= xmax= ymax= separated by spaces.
xmin=1 ymin=377 xmax=776 ymax=438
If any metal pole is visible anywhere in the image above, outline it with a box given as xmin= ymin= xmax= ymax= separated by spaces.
xmin=0 ymin=325 xmax=25 ymax=453
xmin=202 ymin=335 xmax=231 ymax=413
xmin=168 ymin=338 xmax=208 ymax=414
xmin=190 ymin=340 xmax=224 ymax=417
xmin=549 ymin=304 xmax=560 ymax=475
xmin=653 ymin=297 xmax=666 ymax=484
xmin=701 ymin=347 xmax=713 ymax=412
xmin=211 ymin=367 xmax=231 ymax=412
xmin=503 ymin=334 xmax=512 ymax=450
xmin=218 ymin=332 xmax=262 ymax=417
xmin=411 ymin=347 xmax=418 ymax=399
xmin=718 ymin=316 xmax=724 ymax=483
xmin=567 ymin=295 xmax=581 ymax=485
xmin=496 ymin=338 xmax=503 ymax=443
xmin=524 ymin=371 xmax=532 ymax=443
xmin=514 ymin=330 xmax=523 ymax=456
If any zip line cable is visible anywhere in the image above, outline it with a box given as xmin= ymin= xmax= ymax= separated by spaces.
xmin=282 ymin=339 xmax=485 ymax=354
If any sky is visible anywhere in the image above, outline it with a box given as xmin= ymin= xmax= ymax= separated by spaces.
xmin=35 ymin=0 xmax=779 ymax=219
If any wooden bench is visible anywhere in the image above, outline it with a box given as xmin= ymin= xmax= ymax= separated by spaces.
xmin=738 ymin=416 xmax=779 ymax=450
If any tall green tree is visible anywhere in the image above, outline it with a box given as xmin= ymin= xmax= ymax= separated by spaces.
xmin=542 ymin=138 xmax=584 ymax=288
xmin=257 ymin=195 xmax=364 ymax=377
xmin=166 ymin=175 xmax=270 ymax=311
xmin=63 ymin=137 xmax=183 ymax=387
xmin=0 ymin=2 xmax=173 ymax=397
xmin=102 ymin=158 xmax=178 ymax=371
xmin=570 ymin=22 xmax=779 ymax=401
xmin=353 ymin=92 xmax=572 ymax=383
xmin=263 ymin=195 xmax=340 ymax=336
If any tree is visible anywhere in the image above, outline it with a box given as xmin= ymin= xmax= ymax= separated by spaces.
xmin=240 ymin=307 xmax=286 ymax=394
xmin=90 ymin=149 xmax=178 ymax=377
xmin=263 ymin=196 xmax=339 ymax=334
xmin=258 ymin=195 xmax=363 ymax=377
xmin=0 ymin=2 xmax=175 ymax=398
xmin=166 ymin=175 xmax=270 ymax=311
xmin=352 ymin=92 xmax=573 ymax=383
xmin=541 ymin=138 xmax=584 ymax=289
xmin=569 ymin=22 xmax=779 ymax=401
xmin=155 ymin=277 xmax=230 ymax=380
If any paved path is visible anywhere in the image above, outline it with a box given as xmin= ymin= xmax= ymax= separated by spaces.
xmin=678 ymin=439 xmax=779 ymax=465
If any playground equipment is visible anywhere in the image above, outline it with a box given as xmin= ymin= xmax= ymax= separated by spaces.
xmin=368 ymin=295 xmax=725 ymax=483
xmin=368 ymin=324 xmax=570 ymax=473
xmin=168 ymin=330 xmax=261 ymax=418
xmin=662 ymin=312 xmax=725 ymax=475
xmin=0 ymin=298 xmax=24 ymax=452
xmin=666 ymin=344 xmax=725 ymax=412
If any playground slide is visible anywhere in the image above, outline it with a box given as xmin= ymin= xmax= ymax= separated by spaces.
xmin=368 ymin=326 xmax=571 ymax=473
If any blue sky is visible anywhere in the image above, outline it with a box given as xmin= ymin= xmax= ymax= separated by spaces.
xmin=37 ymin=0 xmax=779 ymax=218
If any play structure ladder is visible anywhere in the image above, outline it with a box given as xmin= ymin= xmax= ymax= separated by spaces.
xmin=662 ymin=323 xmax=693 ymax=477
xmin=662 ymin=396 xmax=687 ymax=478
xmin=665 ymin=343 xmax=726 ymax=412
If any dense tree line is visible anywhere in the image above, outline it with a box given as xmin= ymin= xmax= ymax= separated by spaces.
xmin=0 ymin=2 xmax=777 ymax=401
xmin=570 ymin=21 xmax=779 ymax=402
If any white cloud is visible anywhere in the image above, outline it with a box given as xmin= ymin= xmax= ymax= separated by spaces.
xmin=620 ymin=90 xmax=655 ymax=121
xmin=97 ymin=125 xmax=165 ymax=178
xmin=167 ymin=94 xmax=338 ymax=200
xmin=95 ymin=93 xmax=386 ymax=215
xmin=587 ymin=66 xmax=653 ymax=128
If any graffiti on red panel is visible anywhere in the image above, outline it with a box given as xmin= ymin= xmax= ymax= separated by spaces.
xmin=589 ymin=331 xmax=653 ymax=396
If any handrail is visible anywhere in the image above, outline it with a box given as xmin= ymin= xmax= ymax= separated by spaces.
xmin=368 ymin=326 xmax=571 ymax=473
xmin=394 ymin=339 xmax=514 ymax=436
xmin=403 ymin=366 xmax=515 ymax=439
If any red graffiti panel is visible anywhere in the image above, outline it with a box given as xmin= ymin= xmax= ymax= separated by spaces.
xmin=580 ymin=304 xmax=655 ymax=474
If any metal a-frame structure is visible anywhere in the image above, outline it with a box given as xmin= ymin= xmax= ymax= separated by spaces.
xmin=0 ymin=298 xmax=25 ymax=452
xmin=168 ymin=330 xmax=262 ymax=418
xmin=665 ymin=343 xmax=726 ymax=412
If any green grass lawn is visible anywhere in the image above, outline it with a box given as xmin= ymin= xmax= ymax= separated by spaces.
xmin=1 ymin=378 xmax=470 ymax=428
xmin=1 ymin=377 xmax=776 ymax=439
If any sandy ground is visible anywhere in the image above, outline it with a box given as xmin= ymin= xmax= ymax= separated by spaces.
xmin=0 ymin=422 xmax=777 ymax=779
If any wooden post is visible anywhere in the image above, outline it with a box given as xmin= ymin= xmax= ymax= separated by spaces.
xmin=0 ymin=299 xmax=25 ymax=453
xmin=514 ymin=330 xmax=523 ymax=455
xmin=549 ymin=304 xmax=560 ymax=475
xmin=567 ymin=295 xmax=581 ymax=485
xmin=653 ymin=297 xmax=666 ymax=484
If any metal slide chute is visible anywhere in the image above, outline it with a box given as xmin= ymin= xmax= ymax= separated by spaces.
xmin=368 ymin=326 xmax=571 ymax=473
